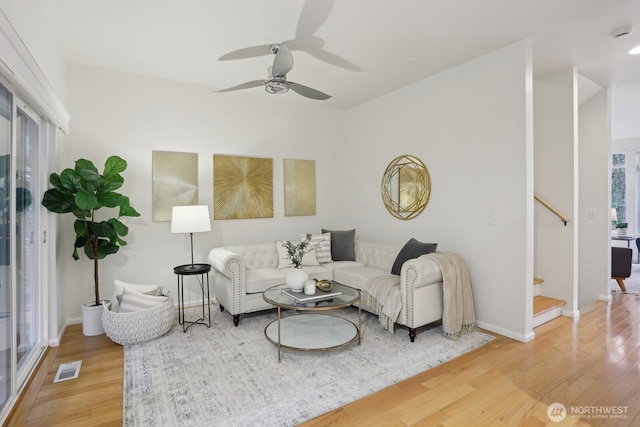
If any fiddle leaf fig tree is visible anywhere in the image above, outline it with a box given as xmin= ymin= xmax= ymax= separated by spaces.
xmin=42 ymin=156 xmax=140 ymax=306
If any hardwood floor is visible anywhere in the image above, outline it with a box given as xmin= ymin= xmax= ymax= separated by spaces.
xmin=5 ymin=292 xmax=640 ymax=426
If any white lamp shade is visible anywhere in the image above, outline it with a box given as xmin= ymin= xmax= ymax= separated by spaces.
xmin=171 ymin=205 xmax=211 ymax=233
xmin=611 ymin=208 xmax=618 ymax=222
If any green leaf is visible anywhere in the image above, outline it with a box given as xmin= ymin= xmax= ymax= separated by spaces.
xmin=49 ymin=173 xmax=63 ymax=189
xmin=59 ymin=169 xmax=82 ymax=193
xmin=90 ymin=240 xmax=119 ymax=259
xmin=108 ymin=217 xmax=129 ymax=237
xmin=75 ymin=188 xmax=99 ymax=210
xmin=74 ymin=234 xmax=90 ymax=248
xmin=97 ymin=191 xmax=123 ymax=208
xmin=103 ymin=156 xmax=127 ymax=178
xmin=75 ymin=159 xmax=101 ymax=181
xmin=72 ymin=209 xmax=92 ymax=220
xmin=73 ymin=220 xmax=88 ymax=237
xmin=72 ymin=247 xmax=79 ymax=260
xmin=119 ymin=196 xmax=141 ymax=217
xmin=89 ymin=221 xmax=115 ymax=238
xmin=42 ymin=189 xmax=75 ymax=213
xmin=101 ymin=174 xmax=124 ymax=192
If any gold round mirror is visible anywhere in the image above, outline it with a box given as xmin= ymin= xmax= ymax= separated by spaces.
xmin=381 ymin=155 xmax=431 ymax=220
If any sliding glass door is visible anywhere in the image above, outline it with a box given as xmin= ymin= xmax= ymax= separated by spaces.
xmin=0 ymin=81 xmax=44 ymax=415
xmin=16 ymin=106 xmax=39 ymax=375
xmin=0 ymin=80 xmax=12 ymax=415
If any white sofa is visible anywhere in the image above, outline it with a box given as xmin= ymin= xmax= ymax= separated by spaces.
xmin=208 ymin=239 xmax=445 ymax=342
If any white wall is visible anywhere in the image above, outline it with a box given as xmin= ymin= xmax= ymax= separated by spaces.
xmin=60 ymin=64 xmax=346 ymax=321
xmin=578 ymin=89 xmax=611 ymax=306
xmin=612 ymin=83 xmax=640 ymax=141
xmin=533 ymin=70 xmax=578 ymax=314
xmin=344 ymin=41 xmax=534 ymax=342
xmin=0 ymin=1 xmax=67 ymax=103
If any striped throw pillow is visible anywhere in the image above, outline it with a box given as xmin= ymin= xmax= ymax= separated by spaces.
xmin=118 ymin=288 xmax=168 ymax=313
xmin=301 ymin=233 xmax=332 ymax=263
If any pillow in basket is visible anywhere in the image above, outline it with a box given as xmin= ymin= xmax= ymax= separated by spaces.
xmin=117 ymin=288 xmax=168 ymax=313
xmin=111 ymin=279 xmax=164 ymax=312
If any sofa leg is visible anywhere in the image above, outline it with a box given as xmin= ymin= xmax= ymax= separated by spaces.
xmin=233 ymin=314 xmax=240 ymax=327
xmin=220 ymin=304 xmax=225 ymax=312
xmin=409 ymin=328 xmax=416 ymax=342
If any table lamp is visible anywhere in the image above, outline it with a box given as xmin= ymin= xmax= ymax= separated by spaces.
xmin=611 ymin=208 xmax=618 ymax=229
xmin=171 ymin=205 xmax=211 ymax=269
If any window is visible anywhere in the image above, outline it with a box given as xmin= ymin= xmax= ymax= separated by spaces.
xmin=612 ymin=152 xmax=626 ymax=224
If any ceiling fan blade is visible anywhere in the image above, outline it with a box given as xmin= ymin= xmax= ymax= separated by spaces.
xmin=218 ymin=44 xmax=273 ymax=61
xmin=287 ymin=81 xmax=331 ymax=100
xmin=307 ymin=48 xmax=362 ymax=72
xmin=296 ymin=0 xmax=334 ymax=37
xmin=272 ymin=43 xmax=294 ymax=76
xmin=214 ymin=80 xmax=264 ymax=93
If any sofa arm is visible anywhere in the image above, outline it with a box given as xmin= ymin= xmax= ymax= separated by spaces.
xmin=208 ymin=248 xmax=244 ymax=280
xmin=399 ymin=255 xmax=444 ymax=328
xmin=401 ymin=255 xmax=443 ymax=291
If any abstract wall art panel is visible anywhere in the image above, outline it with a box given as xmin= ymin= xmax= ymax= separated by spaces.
xmin=213 ymin=154 xmax=273 ymax=219
xmin=152 ymin=151 xmax=198 ymax=221
xmin=283 ymin=159 xmax=316 ymax=216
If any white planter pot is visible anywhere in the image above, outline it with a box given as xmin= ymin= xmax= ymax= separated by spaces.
xmin=82 ymin=300 xmax=109 ymax=336
xmin=286 ymin=268 xmax=309 ymax=292
xmin=617 ymin=228 xmax=629 ymax=236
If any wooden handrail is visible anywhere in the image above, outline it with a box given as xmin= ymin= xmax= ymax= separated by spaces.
xmin=534 ymin=194 xmax=570 ymax=226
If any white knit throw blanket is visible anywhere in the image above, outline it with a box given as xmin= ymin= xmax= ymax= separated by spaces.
xmin=360 ymin=276 xmax=402 ymax=333
xmin=424 ymin=252 xmax=478 ymax=339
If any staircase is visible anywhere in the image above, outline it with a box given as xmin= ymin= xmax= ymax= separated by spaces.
xmin=533 ymin=278 xmax=566 ymax=327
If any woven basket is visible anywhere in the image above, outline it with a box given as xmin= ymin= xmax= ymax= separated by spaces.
xmin=102 ymin=297 xmax=175 ymax=345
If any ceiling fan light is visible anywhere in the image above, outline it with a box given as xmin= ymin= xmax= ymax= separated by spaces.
xmin=265 ymin=80 xmax=289 ymax=94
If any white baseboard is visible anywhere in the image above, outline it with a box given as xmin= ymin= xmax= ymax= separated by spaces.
xmin=476 ymin=320 xmax=534 ymax=342
xmin=561 ymin=308 xmax=580 ymax=318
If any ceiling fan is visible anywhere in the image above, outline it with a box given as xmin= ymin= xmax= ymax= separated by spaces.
xmin=218 ymin=0 xmax=361 ymax=72
xmin=214 ymin=43 xmax=331 ymax=100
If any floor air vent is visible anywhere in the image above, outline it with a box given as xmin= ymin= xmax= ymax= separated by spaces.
xmin=53 ymin=360 xmax=82 ymax=383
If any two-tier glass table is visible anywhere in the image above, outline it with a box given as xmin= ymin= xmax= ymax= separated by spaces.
xmin=262 ymin=282 xmax=361 ymax=362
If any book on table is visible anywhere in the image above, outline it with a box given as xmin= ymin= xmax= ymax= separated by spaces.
xmin=282 ymin=289 xmax=342 ymax=303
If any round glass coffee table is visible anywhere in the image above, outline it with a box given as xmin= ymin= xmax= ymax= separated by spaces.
xmin=262 ymin=282 xmax=361 ymax=362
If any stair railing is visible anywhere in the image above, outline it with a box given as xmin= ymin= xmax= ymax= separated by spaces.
xmin=534 ymin=193 xmax=570 ymax=226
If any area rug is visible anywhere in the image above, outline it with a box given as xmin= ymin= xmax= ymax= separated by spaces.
xmin=123 ymin=306 xmax=494 ymax=427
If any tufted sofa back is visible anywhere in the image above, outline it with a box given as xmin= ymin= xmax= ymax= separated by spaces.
xmin=355 ymin=240 xmax=400 ymax=272
xmin=223 ymin=242 xmax=280 ymax=270
xmin=217 ymin=240 xmax=400 ymax=272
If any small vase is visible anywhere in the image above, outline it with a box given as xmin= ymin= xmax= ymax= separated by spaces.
xmin=286 ymin=267 xmax=308 ymax=292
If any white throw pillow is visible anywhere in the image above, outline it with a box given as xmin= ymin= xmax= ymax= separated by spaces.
xmin=111 ymin=280 xmax=162 ymax=312
xmin=300 ymin=233 xmax=332 ymax=263
xmin=276 ymin=241 xmax=320 ymax=268
xmin=117 ymin=288 xmax=168 ymax=313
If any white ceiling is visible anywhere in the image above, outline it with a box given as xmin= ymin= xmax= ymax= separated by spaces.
xmin=40 ymin=0 xmax=640 ymax=109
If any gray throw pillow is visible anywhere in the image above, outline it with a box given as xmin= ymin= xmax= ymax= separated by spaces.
xmin=321 ymin=228 xmax=356 ymax=261
xmin=391 ymin=238 xmax=437 ymax=275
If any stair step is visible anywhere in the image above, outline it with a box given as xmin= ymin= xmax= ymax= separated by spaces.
xmin=534 ymin=277 xmax=544 ymax=285
xmin=533 ymin=296 xmax=566 ymax=328
xmin=533 ymin=296 xmax=565 ymax=315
